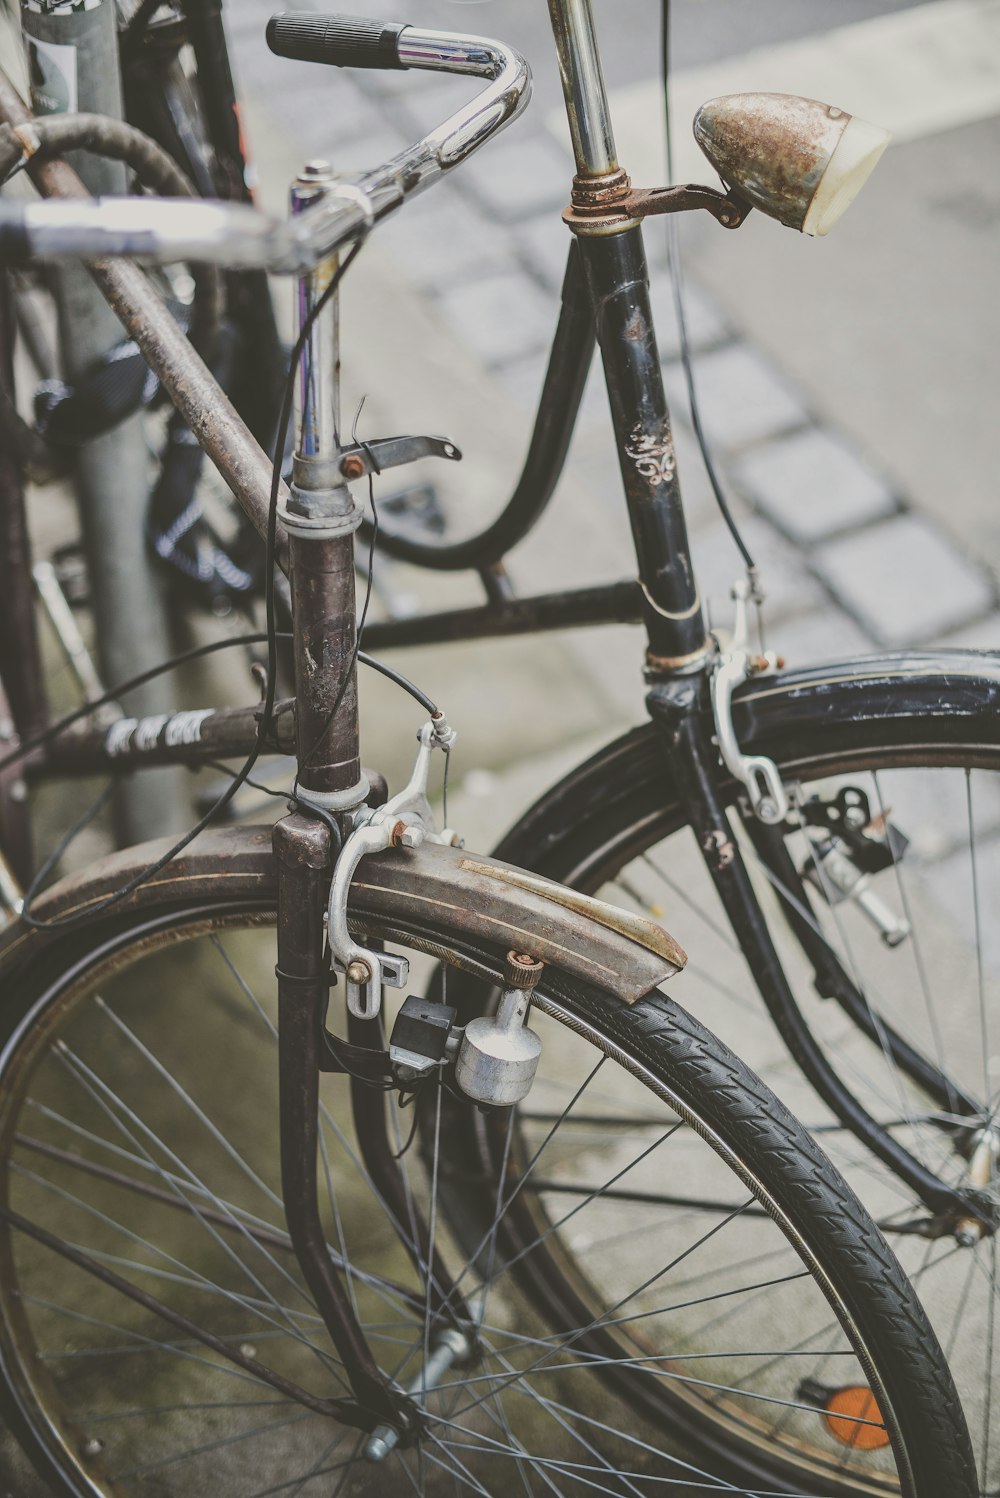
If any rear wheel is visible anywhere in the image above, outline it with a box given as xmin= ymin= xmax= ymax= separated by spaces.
xmin=487 ymin=655 xmax=1000 ymax=1494
xmin=0 ymin=862 xmax=978 ymax=1495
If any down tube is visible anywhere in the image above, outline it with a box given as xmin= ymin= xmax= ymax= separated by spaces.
xmin=578 ymin=225 xmax=709 ymax=671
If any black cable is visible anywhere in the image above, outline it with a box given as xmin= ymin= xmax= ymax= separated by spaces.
xmin=661 ymin=0 xmax=757 ymax=580
xmin=198 ymin=756 xmax=342 ymax=852
xmin=0 ymin=632 xmax=435 ymax=778
xmin=203 ymin=758 xmax=291 ymax=802
xmin=362 ymin=654 xmax=436 ymax=716
xmin=0 ymin=632 xmax=434 ymax=784
xmin=21 ymin=783 xmax=115 ymax=911
xmin=19 ymin=235 xmax=368 ymax=931
xmin=0 ymin=632 xmax=279 ymax=777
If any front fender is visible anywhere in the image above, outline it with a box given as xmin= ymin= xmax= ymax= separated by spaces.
xmin=489 ymin=647 xmax=1000 ymax=883
xmin=0 ymin=827 xmax=684 ymax=1002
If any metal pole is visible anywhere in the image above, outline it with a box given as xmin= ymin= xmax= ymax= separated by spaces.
xmin=0 ymin=68 xmax=291 ymax=566
xmin=19 ymin=0 xmax=186 ymax=842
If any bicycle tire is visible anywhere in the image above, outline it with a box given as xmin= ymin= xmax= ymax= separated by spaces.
xmin=484 ymin=648 xmax=1000 ymax=1496
xmin=0 ymin=831 xmax=978 ymax=1497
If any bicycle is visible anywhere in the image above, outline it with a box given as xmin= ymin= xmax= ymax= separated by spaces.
xmin=1 ymin=0 xmax=289 ymax=848
xmin=0 ymin=5 xmax=987 ymax=1495
xmin=231 ymin=7 xmax=1000 ymax=1493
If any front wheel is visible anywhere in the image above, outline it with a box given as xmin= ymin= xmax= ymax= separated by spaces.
xmin=0 ymin=835 xmax=978 ymax=1496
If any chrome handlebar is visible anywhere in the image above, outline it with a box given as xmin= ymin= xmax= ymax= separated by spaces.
xmin=0 ymin=25 xmax=531 ymax=274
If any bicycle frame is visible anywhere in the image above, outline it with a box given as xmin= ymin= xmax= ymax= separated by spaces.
xmin=0 ymin=0 xmax=991 ymax=1320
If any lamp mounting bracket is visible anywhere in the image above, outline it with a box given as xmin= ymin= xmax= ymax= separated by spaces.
xmin=563 ymin=170 xmax=752 ymax=233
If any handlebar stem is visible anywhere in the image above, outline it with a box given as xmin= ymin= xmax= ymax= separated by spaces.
xmin=292 ymin=162 xmax=342 ymax=462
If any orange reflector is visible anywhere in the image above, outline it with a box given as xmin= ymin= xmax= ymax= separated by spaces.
xmin=822 ymin=1386 xmax=890 ymax=1450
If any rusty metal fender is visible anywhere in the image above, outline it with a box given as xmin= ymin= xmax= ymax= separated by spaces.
xmin=0 ymin=828 xmax=685 ymax=1003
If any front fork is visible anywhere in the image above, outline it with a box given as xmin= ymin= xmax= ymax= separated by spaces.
xmin=273 ymin=813 xmax=413 ymax=1432
xmin=268 ymin=160 xmax=484 ymax=1438
xmin=648 ymin=675 xmax=994 ymax=1234
xmin=273 ymin=812 xmax=478 ymax=1442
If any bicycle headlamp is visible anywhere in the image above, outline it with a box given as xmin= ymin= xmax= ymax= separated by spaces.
xmin=693 ymin=92 xmax=891 ymax=236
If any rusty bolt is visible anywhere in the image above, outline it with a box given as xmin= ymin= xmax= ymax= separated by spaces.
xmin=340 ymin=453 xmax=366 ymax=480
xmin=399 ymin=825 xmax=425 ymax=849
xmin=702 ymin=828 xmax=735 ymax=870
xmin=504 ymin=951 xmax=544 ymax=989
xmin=346 ymin=958 xmax=372 ymax=985
xmin=954 ymin=1216 xmax=985 ymax=1248
xmin=390 ymin=820 xmax=408 ymax=846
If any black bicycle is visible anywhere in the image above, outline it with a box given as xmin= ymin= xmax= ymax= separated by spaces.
xmin=261 ymin=6 xmax=1000 ymax=1494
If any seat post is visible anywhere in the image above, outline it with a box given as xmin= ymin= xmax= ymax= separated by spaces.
xmin=545 ymin=0 xmax=620 ymax=178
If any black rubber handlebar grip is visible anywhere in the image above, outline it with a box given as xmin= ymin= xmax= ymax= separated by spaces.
xmin=266 ymin=13 xmax=408 ymax=69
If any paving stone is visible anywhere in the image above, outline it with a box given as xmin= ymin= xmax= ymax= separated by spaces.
xmin=937 ymin=613 xmax=1000 ymax=650
xmin=431 ymin=270 xmax=555 ymax=367
xmin=516 ymin=212 xmax=577 ymax=290
xmin=814 ymin=513 xmax=995 ymax=647
xmin=281 ymin=80 xmax=394 ymax=155
xmin=772 ymin=605 xmax=875 ymax=669
xmin=460 ymin=130 xmax=575 ymax=222
xmin=222 ymin=0 xmax=274 ymax=40
xmin=377 ymin=186 xmax=512 ymax=289
xmin=730 ymin=427 xmax=898 ymax=544
xmin=663 ymin=343 xmax=808 ymax=453
xmin=495 ymin=346 xmax=610 ymax=437
xmin=563 ymin=623 xmax=650 ymax=722
xmin=243 ymin=68 xmax=407 ymax=174
xmin=917 ymin=830 xmax=1000 ymax=979
xmin=385 ymin=72 xmax=491 ymax=129
xmin=648 ymin=272 xmax=730 ymax=361
xmin=690 ymin=511 xmax=828 ymax=630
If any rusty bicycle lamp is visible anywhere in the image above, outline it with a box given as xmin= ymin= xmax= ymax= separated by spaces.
xmin=566 ymin=92 xmax=889 ymax=237
xmin=693 ymin=93 xmax=891 ymax=236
